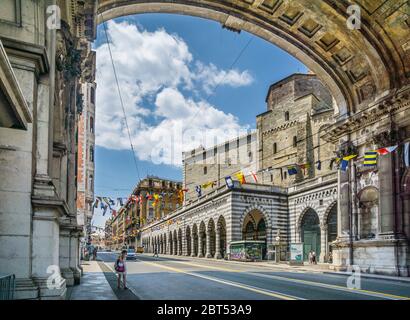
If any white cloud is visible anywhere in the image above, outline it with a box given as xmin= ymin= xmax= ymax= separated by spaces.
xmin=95 ymin=20 xmax=252 ymax=166
xmin=194 ymin=62 xmax=254 ymax=94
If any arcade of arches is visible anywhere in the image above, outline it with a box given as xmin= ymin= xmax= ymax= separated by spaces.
xmin=0 ymin=0 xmax=409 ymax=300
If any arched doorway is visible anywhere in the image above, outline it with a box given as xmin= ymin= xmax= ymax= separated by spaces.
xmin=173 ymin=230 xmax=178 ymax=255
xmin=242 ymin=210 xmax=268 ymax=259
xmin=300 ymin=209 xmax=321 ymax=261
xmin=326 ymin=204 xmax=337 ymax=262
xmin=168 ymin=231 xmax=173 ymax=255
xmin=217 ymin=216 xmax=227 ymax=259
xmin=207 ymin=219 xmax=216 ymax=258
xmin=199 ymin=221 xmax=206 ymax=257
xmin=163 ymin=234 xmax=167 ymax=254
xmin=192 ymin=224 xmax=198 ymax=257
xmin=178 ymin=228 xmax=183 ymax=255
xmin=185 ymin=226 xmax=191 ymax=256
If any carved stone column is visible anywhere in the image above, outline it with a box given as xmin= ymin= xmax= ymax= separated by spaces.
xmin=198 ymin=233 xmax=204 ymax=258
xmin=205 ymin=229 xmax=212 ymax=258
xmin=319 ymin=223 xmax=328 ymax=263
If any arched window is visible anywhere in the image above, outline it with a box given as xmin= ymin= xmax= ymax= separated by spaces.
xmin=285 ymin=111 xmax=290 ymax=121
xmin=90 ymin=116 xmax=94 ymax=133
xmin=203 ymin=166 xmax=207 ymax=175
xmin=293 ymin=136 xmax=297 ymax=147
xmin=90 ymin=87 xmax=95 ymax=104
xmin=273 ymin=143 xmax=277 ymax=154
xmin=89 ymin=146 xmax=94 ymax=162
xmin=244 ymin=221 xmax=255 ymax=240
xmin=88 ymin=174 xmax=93 ymax=191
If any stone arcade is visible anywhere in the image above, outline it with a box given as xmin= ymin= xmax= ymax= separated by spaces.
xmin=0 ymin=0 xmax=409 ymax=299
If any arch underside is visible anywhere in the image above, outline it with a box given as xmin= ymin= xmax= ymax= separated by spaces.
xmin=97 ymin=0 xmax=409 ymax=117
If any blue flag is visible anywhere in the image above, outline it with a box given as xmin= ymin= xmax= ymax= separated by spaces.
xmin=287 ymin=166 xmax=298 ymax=175
xmin=195 ymin=185 xmax=202 ymax=197
xmin=225 ymin=176 xmax=234 ymax=189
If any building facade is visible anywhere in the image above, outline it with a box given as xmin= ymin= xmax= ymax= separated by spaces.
xmin=0 ymin=0 xmax=409 ymax=300
xmin=76 ymin=41 xmax=96 ymax=259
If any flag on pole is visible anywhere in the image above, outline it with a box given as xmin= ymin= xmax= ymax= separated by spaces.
xmin=363 ymin=151 xmax=378 ymax=167
xmin=376 ymin=145 xmax=398 ymax=155
xmin=235 ymin=171 xmax=246 ymax=184
xmin=287 ymin=166 xmax=298 ymax=175
xmin=340 ymin=154 xmax=357 ymax=171
xmin=201 ymin=181 xmax=216 ymax=189
xmin=195 ymin=185 xmax=202 ymax=197
xmin=250 ymin=171 xmax=258 ymax=183
xmin=225 ymin=176 xmax=234 ymax=189
xmin=404 ymin=142 xmax=410 ymax=167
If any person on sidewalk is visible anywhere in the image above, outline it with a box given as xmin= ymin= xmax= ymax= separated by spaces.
xmin=93 ymin=247 xmax=98 ymax=260
xmin=114 ymin=250 xmax=128 ymax=290
xmin=308 ymin=250 xmax=313 ymax=264
xmin=312 ymin=251 xmax=317 ymax=264
xmin=153 ymin=246 xmax=159 ymax=258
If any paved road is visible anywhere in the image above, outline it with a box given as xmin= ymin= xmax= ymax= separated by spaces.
xmin=97 ymin=252 xmax=410 ymax=300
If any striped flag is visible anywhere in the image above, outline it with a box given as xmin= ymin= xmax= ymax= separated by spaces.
xmin=340 ymin=154 xmax=357 ymax=172
xmin=377 ymin=145 xmax=398 ymax=155
xmin=250 ymin=171 xmax=258 ymax=183
xmin=363 ymin=151 xmax=378 ymax=167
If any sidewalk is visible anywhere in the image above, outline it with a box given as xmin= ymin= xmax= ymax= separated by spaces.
xmin=67 ymin=261 xmax=117 ymax=300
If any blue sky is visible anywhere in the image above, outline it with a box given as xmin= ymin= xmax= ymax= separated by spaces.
xmin=92 ymin=13 xmax=307 ymax=227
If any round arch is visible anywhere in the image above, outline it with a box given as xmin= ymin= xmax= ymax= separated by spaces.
xmin=300 ymin=208 xmax=321 ymax=262
xmin=191 ymin=223 xmax=199 ymax=257
xmin=96 ymin=0 xmax=404 ymax=116
xmin=207 ymin=218 xmax=216 ymax=258
xmin=217 ymin=215 xmax=227 ymax=259
xmin=185 ymin=225 xmax=191 ymax=256
xmin=199 ymin=221 xmax=207 ymax=257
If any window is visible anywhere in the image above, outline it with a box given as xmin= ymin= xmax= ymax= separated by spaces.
xmin=89 ymin=174 xmax=94 ymax=191
xmin=90 ymin=87 xmax=95 ymax=104
xmin=203 ymin=166 xmax=207 ymax=175
xmin=293 ymin=136 xmax=297 ymax=147
xmin=90 ymin=116 xmax=94 ymax=133
xmin=284 ymin=171 xmax=287 ymax=180
xmin=247 ymin=134 xmax=252 ymax=145
xmin=285 ymin=111 xmax=290 ymax=121
xmin=270 ymin=174 xmax=273 ymax=182
xmin=273 ymin=143 xmax=277 ymax=154
xmin=202 ymin=151 xmax=206 ymax=161
xmin=225 ymin=143 xmax=229 ymax=152
xmin=248 ymin=151 xmax=253 ymax=162
xmin=236 ymin=138 xmax=240 ymax=148
xmin=213 ymin=146 xmax=217 ymax=156
xmin=89 ymin=146 xmax=94 ymax=162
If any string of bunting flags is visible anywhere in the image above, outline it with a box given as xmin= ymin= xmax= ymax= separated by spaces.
xmin=193 ymin=142 xmax=410 ymax=194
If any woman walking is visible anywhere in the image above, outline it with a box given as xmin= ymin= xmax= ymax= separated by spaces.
xmin=114 ymin=250 xmax=128 ymax=289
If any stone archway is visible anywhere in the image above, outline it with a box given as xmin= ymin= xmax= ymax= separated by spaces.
xmin=185 ymin=226 xmax=191 ymax=256
xmin=199 ymin=221 xmax=206 ymax=258
xmin=163 ymin=233 xmax=167 ymax=254
xmin=217 ymin=216 xmax=227 ymax=259
xmin=168 ymin=231 xmax=173 ymax=255
xmin=242 ymin=209 xmax=268 ymax=259
xmin=178 ymin=228 xmax=183 ymax=255
xmin=173 ymin=230 xmax=178 ymax=255
xmin=323 ymin=201 xmax=337 ymax=262
xmin=95 ymin=0 xmax=408 ymax=118
xmin=300 ymin=208 xmax=321 ymax=262
xmin=191 ymin=224 xmax=199 ymax=257
xmin=206 ymin=219 xmax=216 ymax=258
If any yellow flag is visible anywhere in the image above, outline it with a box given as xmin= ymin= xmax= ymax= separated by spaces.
xmin=235 ymin=171 xmax=246 ymax=184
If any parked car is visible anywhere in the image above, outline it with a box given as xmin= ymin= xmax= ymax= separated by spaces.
xmin=126 ymin=248 xmax=137 ymax=260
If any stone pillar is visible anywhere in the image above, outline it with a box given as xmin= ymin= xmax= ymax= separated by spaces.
xmin=319 ymin=224 xmax=328 ymax=263
xmin=182 ymin=233 xmax=188 ymax=256
xmin=191 ymin=235 xmax=196 ymax=257
xmin=379 ymin=154 xmax=395 ymax=235
xmin=337 ymin=169 xmax=350 ymax=239
xmin=174 ymin=238 xmax=178 ymax=255
xmin=69 ymin=230 xmax=82 ymax=284
xmin=215 ymin=228 xmax=222 ymax=259
xmin=198 ymin=234 xmax=204 ymax=258
xmin=205 ymin=231 xmax=212 ymax=258
xmin=59 ymin=227 xmax=74 ymax=287
xmin=403 ymin=194 xmax=410 ymax=239
xmin=168 ymin=237 xmax=172 ymax=255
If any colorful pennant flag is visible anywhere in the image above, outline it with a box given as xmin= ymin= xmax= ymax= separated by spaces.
xmin=377 ymin=145 xmax=398 ymax=155
xmin=250 ymin=171 xmax=258 ymax=183
xmin=287 ymin=166 xmax=298 ymax=175
xmin=195 ymin=185 xmax=202 ymax=197
xmin=235 ymin=171 xmax=246 ymax=184
xmin=201 ymin=181 xmax=216 ymax=189
xmin=225 ymin=176 xmax=234 ymax=189
xmin=340 ymin=154 xmax=357 ymax=172
xmin=363 ymin=151 xmax=378 ymax=167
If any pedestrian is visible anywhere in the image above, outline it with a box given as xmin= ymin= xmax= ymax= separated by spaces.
xmin=93 ymin=246 xmax=98 ymax=260
xmin=114 ymin=250 xmax=128 ymax=289
xmin=312 ymin=251 xmax=317 ymax=264
xmin=153 ymin=246 xmax=159 ymax=258
xmin=308 ymin=250 xmax=313 ymax=264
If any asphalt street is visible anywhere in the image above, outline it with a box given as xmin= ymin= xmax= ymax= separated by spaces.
xmin=97 ymin=252 xmax=410 ymax=300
